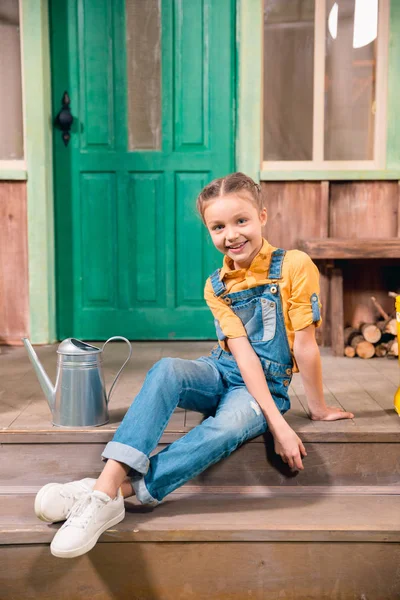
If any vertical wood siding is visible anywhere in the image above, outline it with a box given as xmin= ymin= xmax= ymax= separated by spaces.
xmin=330 ymin=182 xmax=398 ymax=238
xmin=261 ymin=181 xmax=400 ymax=337
xmin=0 ymin=181 xmax=29 ymax=343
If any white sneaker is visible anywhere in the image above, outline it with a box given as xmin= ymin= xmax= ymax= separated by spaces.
xmin=50 ymin=489 xmax=125 ymax=558
xmin=34 ymin=478 xmax=97 ymax=523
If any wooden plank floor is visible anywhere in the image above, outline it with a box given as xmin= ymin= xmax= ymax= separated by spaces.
xmin=0 ymin=342 xmax=399 ymax=440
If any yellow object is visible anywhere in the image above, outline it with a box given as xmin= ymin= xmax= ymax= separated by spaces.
xmin=395 ymin=296 xmax=400 ymax=416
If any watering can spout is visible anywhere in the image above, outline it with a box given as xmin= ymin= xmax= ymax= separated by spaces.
xmin=22 ymin=338 xmax=55 ymax=410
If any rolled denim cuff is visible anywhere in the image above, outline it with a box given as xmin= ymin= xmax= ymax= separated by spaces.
xmin=101 ymin=441 xmax=149 ymax=474
xmin=131 ymin=476 xmax=159 ymax=506
xmin=311 ymin=293 xmax=321 ymax=322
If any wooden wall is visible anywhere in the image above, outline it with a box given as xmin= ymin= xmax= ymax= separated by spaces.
xmin=1 ymin=180 xmax=398 ymax=347
xmin=0 ymin=181 xmax=29 ymax=344
xmin=262 ymin=181 xmax=400 ymax=343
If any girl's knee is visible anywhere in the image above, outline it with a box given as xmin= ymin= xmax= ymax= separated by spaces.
xmin=147 ymin=357 xmax=186 ymax=386
xmin=151 ymin=357 xmax=183 ymax=375
xmin=217 ymin=404 xmax=266 ymax=441
xmin=205 ymin=413 xmax=263 ymax=444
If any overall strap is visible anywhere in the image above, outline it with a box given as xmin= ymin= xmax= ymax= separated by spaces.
xmin=268 ymin=249 xmax=286 ymax=280
xmin=209 ymin=269 xmax=227 ymax=297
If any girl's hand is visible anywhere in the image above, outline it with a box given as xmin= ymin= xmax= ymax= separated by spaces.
xmin=311 ymin=406 xmax=354 ymax=421
xmin=273 ymin=423 xmax=307 ymax=470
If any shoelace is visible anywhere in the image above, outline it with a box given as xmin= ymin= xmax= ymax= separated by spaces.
xmin=60 ymin=488 xmax=88 ymax=517
xmin=61 ymin=493 xmax=108 ymax=530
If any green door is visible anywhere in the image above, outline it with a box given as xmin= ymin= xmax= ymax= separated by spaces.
xmin=51 ymin=0 xmax=235 ymax=340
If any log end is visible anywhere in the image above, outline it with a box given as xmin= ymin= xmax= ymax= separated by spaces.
xmin=355 ymin=340 xmax=375 ymax=359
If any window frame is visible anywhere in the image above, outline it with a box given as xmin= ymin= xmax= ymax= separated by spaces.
xmin=0 ymin=0 xmax=27 ymax=178
xmin=261 ymin=0 xmax=390 ymax=174
xmin=236 ymin=0 xmax=400 ymax=181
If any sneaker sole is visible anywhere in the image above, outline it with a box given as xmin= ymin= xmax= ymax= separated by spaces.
xmin=34 ymin=483 xmax=66 ymax=523
xmin=50 ymin=508 xmax=125 ymax=559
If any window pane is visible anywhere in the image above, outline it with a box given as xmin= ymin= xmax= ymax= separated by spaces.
xmin=126 ymin=0 xmax=161 ymax=150
xmin=263 ymin=0 xmax=315 ymax=161
xmin=324 ymin=0 xmax=378 ymax=160
xmin=0 ymin=0 xmax=23 ymax=159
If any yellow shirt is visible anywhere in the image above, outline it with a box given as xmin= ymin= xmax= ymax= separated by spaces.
xmin=204 ymin=238 xmax=322 ymax=372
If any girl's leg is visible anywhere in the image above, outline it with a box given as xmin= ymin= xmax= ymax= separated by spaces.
xmin=95 ymin=356 xmax=224 ymax=499
xmin=94 ymin=460 xmax=132 ymax=498
xmin=47 ymin=356 xmax=225 ymax=558
xmin=133 ymin=386 xmax=269 ymax=504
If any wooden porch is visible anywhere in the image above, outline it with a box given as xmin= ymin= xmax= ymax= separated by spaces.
xmin=1 ymin=341 xmax=400 ymax=599
xmin=1 ymin=340 xmax=398 ymax=440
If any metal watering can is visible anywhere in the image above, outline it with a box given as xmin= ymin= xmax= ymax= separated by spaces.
xmin=22 ymin=337 xmax=132 ymax=427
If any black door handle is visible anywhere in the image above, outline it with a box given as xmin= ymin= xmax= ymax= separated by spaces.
xmin=54 ymin=91 xmax=73 ymax=146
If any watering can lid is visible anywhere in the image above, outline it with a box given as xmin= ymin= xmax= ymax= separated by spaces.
xmin=57 ymin=338 xmax=101 ymax=355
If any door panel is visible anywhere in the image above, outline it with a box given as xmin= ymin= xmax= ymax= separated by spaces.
xmin=81 ymin=173 xmax=117 ymax=308
xmin=124 ymin=173 xmax=166 ymax=306
xmin=176 ymin=172 xmax=210 ymax=305
xmin=174 ymin=0 xmax=208 ymax=150
xmin=79 ymin=0 xmax=115 ymax=149
xmin=51 ymin=0 xmax=235 ymax=339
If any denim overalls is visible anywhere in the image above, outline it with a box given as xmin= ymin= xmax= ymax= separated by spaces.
xmin=102 ymin=249 xmax=293 ymax=505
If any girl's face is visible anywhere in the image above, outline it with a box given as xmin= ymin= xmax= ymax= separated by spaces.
xmin=204 ymin=193 xmax=267 ymax=269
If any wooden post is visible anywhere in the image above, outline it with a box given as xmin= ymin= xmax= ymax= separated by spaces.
xmin=397 ymin=181 xmax=400 ymax=237
xmin=315 ymin=181 xmax=330 ymax=347
xmin=315 ymin=260 xmax=330 ymax=347
xmin=320 ymin=181 xmax=330 ymax=238
xmin=330 ymin=267 xmax=344 ymax=356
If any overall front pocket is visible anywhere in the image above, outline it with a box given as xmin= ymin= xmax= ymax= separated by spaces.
xmin=267 ymin=371 xmax=292 ymax=410
xmin=233 ymin=297 xmax=277 ymax=342
xmin=259 ymin=358 xmax=292 ymax=412
xmin=260 ymin=298 xmax=277 ymax=341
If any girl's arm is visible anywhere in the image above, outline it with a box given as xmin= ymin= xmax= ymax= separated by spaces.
xmin=227 ymin=336 xmax=307 ymax=470
xmin=293 ymin=325 xmax=354 ymax=421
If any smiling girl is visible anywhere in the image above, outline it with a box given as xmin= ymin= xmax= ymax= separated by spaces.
xmin=35 ymin=172 xmax=353 ymax=559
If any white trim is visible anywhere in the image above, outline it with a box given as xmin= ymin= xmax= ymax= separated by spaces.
xmin=0 ymin=160 xmax=26 ymax=170
xmin=262 ymin=160 xmax=378 ymax=171
xmin=0 ymin=0 xmax=25 ymax=163
xmin=313 ymin=0 xmax=325 ymax=162
xmin=374 ymin=0 xmax=390 ymax=168
xmin=261 ymin=0 xmax=390 ymax=171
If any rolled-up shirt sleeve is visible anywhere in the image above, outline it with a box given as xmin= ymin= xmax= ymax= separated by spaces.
xmin=287 ymin=251 xmax=322 ymax=331
xmin=204 ymin=278 xmax=247 ymax=347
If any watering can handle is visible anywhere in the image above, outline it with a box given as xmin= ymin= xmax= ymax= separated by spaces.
xmin=101 ymin=337 xmax=133 ymax=404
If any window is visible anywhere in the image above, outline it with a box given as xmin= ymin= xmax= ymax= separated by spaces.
xmin=0 ymin=0 xmax=24 ymax=162
xmin=126 ymin=0 xmax=161 ymax=150
xmin=262 ymin=0 xmax=389 ymax=171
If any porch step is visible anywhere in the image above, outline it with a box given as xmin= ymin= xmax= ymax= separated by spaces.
xmin=1 ymin=491 xmax=400 ymax=599
xmin=2 ymin=342 xmax=400 ymax=490
xmin=1 ymin=489 xmax=400 ymax=545
xmin=2 ymin=344 xmax=400 ymax=597
xmin=1 ymin=431 xmax=400 ymax=488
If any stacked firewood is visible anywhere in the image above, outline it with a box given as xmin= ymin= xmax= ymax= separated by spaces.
xmin=343 ymin=293 xmax=398 ymax=359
